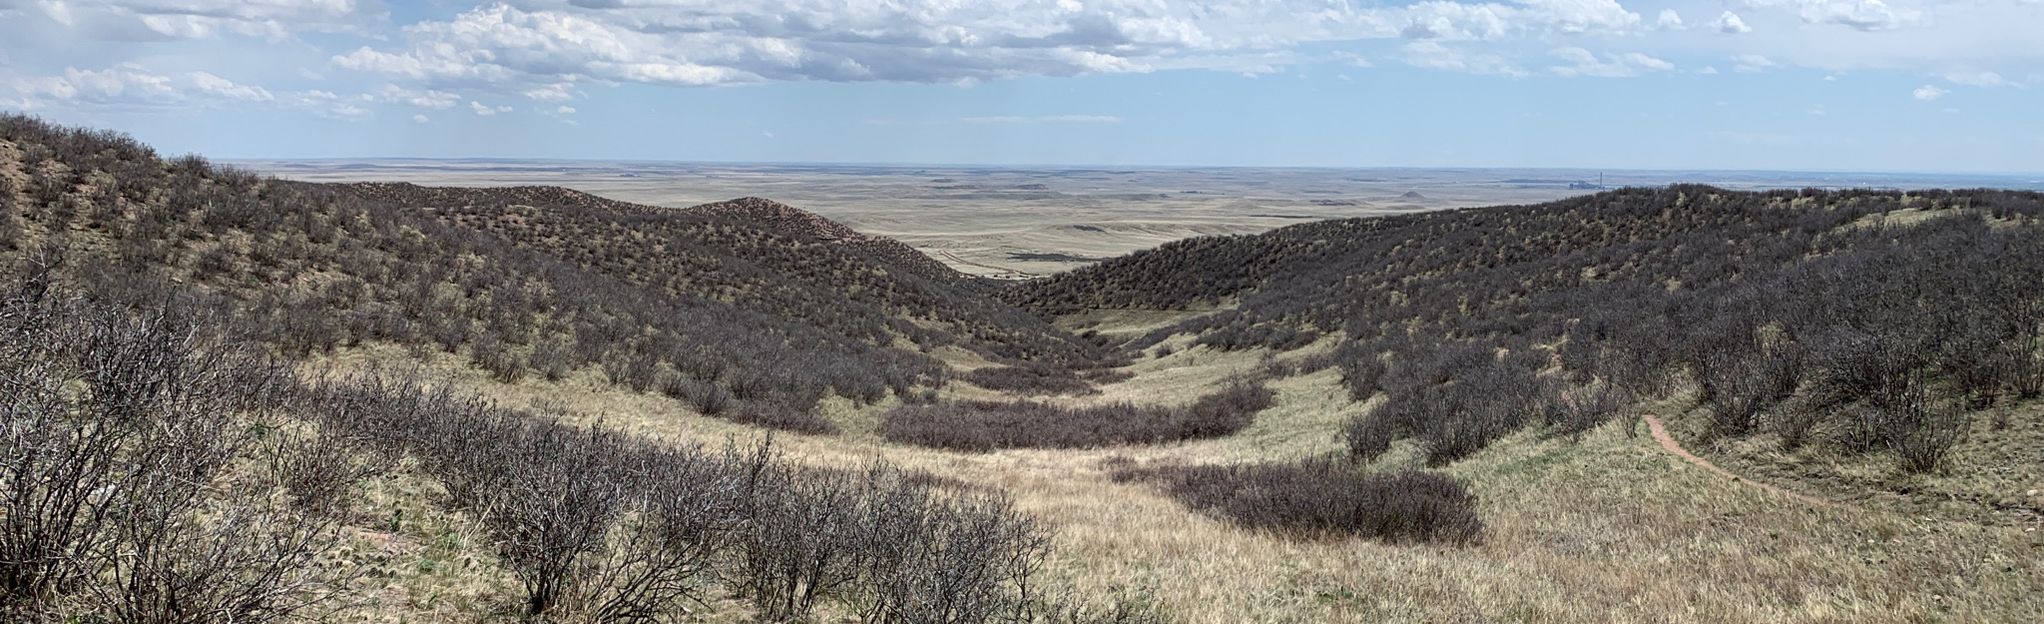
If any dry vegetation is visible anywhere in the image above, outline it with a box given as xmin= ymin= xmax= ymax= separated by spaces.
xmin=5 ymin=114 xmax=2044 ymax=623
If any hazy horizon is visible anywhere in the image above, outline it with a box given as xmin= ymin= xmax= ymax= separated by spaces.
xmin=239 ymin=158 xmax=2044 ymax=190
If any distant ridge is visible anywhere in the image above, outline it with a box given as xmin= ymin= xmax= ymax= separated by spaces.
xmin=688 ymin=196 xmax=989 ymax=291
xmin=345 ymin=181 xmax=658 ymax=215
xmin=687 ymin=196 xmax=871 ymax=242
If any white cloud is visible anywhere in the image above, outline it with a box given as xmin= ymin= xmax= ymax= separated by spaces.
xmin=1912 ymin=84 xmax=1948 ymax=100
xmin=1714 ymin=11 xmax=1752 ymax=34
xmin=469 ymin=100 xmax=511 ymax=115
xmin=15 ymin=0 xmax=378 ymax=41
xmin=326 ymin=0 xmax=1655 ymax=91
xmin=556 ymin=105 xmax=576 ymax=115
xmin=10 ymin=64 xmax=179 ymax=107
xmin=188 ymin=71 xmax=273 ymax=101
xmin=1944 ymin=71 xmax=2019 ymax=87
xmin=412 ymin=113 xmax=430 ymax=123
xmin=2 ymin=64 xmax=286 ymax=110
xmin=1549 ymin=47 xmax=1674 ymax=78
xmin=1399 ymin=41 xmax=1527 ymax=78
xmin=1742 ymin=0 xmax=1921 ymax=32
xmin=1698 ymin=66 xmax=1721 ymax=75
xmin=523 ymin=83 xmax=578 ymax=101
xmin=1732 ymin=54 xmax=1776 ymax=72
xmin=286 ymin=89 xmax=369 ymax=119
xmin=1655 ymin=9 xmax=1685 ymax=29
xmin=372 ymin=84 xmax=459 ymax=109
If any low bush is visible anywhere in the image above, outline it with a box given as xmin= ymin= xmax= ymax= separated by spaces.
xmin=964 ymin=364 xmax=1098 ymax=395
xmin=726 ymin=399 xmax=840 ymax=435
xmin=880 ymin=381 xmax=1275 ymax=451
xmin=1116 ymin=460 xmax=1483 ymax=545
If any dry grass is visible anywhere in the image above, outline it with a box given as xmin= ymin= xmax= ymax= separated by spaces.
xmin=1676 ymin=399 xmax=2044 ymax=526
xmin=306 ymin=343 xmax=2044 ymax=623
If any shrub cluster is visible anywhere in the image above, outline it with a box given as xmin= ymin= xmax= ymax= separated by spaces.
xmin=0 ymin=114 xmax=1116 ymax=438
xmin=964 ymin=364 xmax=1100 ymax=395
xmin=0 ymin=265 xmax=349 ymax=623
xmin=880 ymin=380 xmax=1275 ymax=451
xmin=1114 ymin=461 xmax=1483 ymax=545
xmin=297 ymin=371 xmax=1060 ymax=621
xmin=1019 ymin=182 xmax=2044 ymax=473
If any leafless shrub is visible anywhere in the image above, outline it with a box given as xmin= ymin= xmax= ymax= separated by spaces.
xmin=880 ymin=380 xmax=1274 ymax=451
xmin=0 ymin=278 xmax=346 ymax=623
xmin=1117 ymin=460 xmax=1483 ymax=545
xmin=964 ymin=364 xmax=1098 ymax=396
xmin=727 ymin=399 xmax=838 ymax=435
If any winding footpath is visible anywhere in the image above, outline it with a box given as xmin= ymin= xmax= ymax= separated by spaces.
xmin=1643 ymin=413 xmax=1844 ymax=510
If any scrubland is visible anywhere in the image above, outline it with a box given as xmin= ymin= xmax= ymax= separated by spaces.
xmin=5 ymin=114 xmax=2042 ymax=623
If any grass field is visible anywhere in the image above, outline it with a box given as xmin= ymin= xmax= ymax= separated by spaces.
xmin=306 ymin=331 xmax=2044 ymax=623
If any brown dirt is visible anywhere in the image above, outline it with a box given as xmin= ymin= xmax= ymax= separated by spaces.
xmin=1643 ymin=413 xmax=1845 ymax=510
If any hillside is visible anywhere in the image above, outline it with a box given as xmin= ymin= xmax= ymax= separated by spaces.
xmin=0 ymin=114 xmax=1113 ymax=428
xmin=1010 ymin=185 xmax=2044 ymax=519
xmin=4 ymin=115 xmax=2043 ymax=623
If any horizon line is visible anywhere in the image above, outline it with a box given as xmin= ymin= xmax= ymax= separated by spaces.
xmin=224 ymin=157 xmax=2044 ymax=180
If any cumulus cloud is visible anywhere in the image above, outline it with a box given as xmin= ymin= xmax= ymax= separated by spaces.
xmin=326 ymin=0 xmax=1654 ymax=91
xmin=523 ymin=83 xmax=578 ymax=101
xmin=10 ymin=64 xmax=180 ymax=107
xmin=286 ymin=89 xmax=370 ymax=119
xmin=469 ymin=100 xmax=512 ymax=115
xmin=371 ymin=84 xmax=459 ymax=109
xmin=1399 ymin=41 xmax=1527 ymax=78
xmin=1655 ymin=9 xmax=1685 ymax=29
xmin=14 ymin=0 xmax=379 ymax=40
xmin=412 ymin=113 xmax=430 ymax=123
xmin=1743 ymin=0 xmax=1921 ymax=32
xmin=188 ymin=71 xmax=273 ymax=101
xmin=3 ymin=64 xmax=287 ymax=109
xmin=1714 ymin=11 xmax=1752 ymax=34
xmin=1912 ymin=84 xmax=1948 ymax=100
xmin=1732 ymin=54 xmax=1776 ymax=72
xmin=1550 ymin=47 xmax=1674 ymax=78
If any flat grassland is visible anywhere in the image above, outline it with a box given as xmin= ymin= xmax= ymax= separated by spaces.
xmin=244 ymin=161 xmax=2035 ymax=278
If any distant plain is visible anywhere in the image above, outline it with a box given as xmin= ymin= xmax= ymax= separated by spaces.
xmin=243 ymin=159 xmax=2044 ymax=277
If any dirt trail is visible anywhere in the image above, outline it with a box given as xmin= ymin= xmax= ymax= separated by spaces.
xmin=1643 ymin=414 xmax=1844 ymax=510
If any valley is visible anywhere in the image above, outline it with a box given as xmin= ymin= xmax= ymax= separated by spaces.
xmin=4 ymin=116 xmax=2042 ymax=623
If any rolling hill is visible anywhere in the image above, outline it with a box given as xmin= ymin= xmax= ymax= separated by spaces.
xmin=5 ymin=115 xmax=2042 ymax=623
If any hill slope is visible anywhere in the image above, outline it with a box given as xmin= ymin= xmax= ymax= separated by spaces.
xmin=0 ymin=115 xmax=1095 ymax=425
xmin=1009 ymin=185 xmax=2044 ymax=516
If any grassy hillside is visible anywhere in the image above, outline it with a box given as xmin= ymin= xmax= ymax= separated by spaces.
xmin=0 ymin=114 xmax=1115 ymax=429
xmin=1009 ymin=186 xmax=2044 ymax=510
xmin=4 ymin=115 xmax=2042 ymax=623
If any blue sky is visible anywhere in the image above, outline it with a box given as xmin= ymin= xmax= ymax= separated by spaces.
xmin=3 ymin=0 xmax=2041 ymax=173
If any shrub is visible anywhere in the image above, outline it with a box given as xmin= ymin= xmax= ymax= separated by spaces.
xmin=964 ymin=364 xmax=1098 ymax=395
xmin=1117 ymin=461 xmax=1483 ymax=545
xmin=880 ymin=381 xmax=1274 ymax=451
xmin=660 ymin=373 xmax=734 ymax=416
xmin=0 ymin=280 xmax=347 ymax=623
xmin=727 ymin=399 xmax=840 ymax=435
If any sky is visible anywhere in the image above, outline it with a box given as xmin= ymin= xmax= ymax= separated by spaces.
xmin=2 ymin=0 xmax=2041 ymax=173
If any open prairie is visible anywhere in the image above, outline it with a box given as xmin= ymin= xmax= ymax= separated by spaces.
xmin=240 ymin=160 xmax=2044 ymax=277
